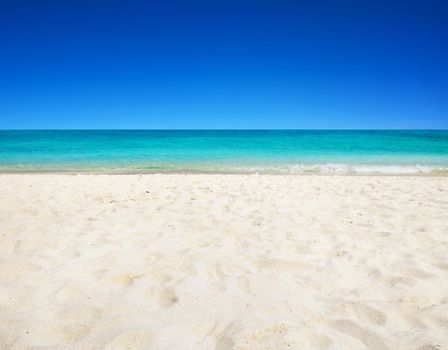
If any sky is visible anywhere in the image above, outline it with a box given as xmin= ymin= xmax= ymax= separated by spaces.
xmin=0 ymin=0 xmax=447 ymax=129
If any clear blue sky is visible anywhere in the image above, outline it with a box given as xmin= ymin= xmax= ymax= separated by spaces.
xmin=1 ymin=0 xmax=447 ymax=129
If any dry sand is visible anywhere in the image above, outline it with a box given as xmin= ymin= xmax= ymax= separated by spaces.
xmin=0 ymin=174 xmax=447 ymax=349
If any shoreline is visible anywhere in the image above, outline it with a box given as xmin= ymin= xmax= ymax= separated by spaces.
xmin=0 ymin=169 xmax=447 ymax=177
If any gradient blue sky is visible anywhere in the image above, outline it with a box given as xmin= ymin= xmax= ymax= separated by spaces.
xmin=1 ymin=0 xmax=447 ymax=129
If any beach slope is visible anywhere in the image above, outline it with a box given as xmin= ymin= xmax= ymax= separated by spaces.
xmin=0 ymin=174 xmax=447 ymax=349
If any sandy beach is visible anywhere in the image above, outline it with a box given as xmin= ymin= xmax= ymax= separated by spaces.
xmin=0 ymin=174 xmax=447 ymax=349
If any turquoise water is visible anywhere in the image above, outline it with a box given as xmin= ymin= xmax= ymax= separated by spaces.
xmin=1 ymin=130 xmax=448 ymax=174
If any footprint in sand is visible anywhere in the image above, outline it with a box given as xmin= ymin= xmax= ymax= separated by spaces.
xmin=112 ymin=274 xmax=144 ymax=286
xmin=352 ymin=304 xmax=388 ymax=326
xmin=329 ymin=319 xmax=389 ymax=350
xmin=148 ymin=287 xmax=178 ymax=308
xmin=215 ymin=335 xmax=234 ymax=350
xmin=237 ymin=276 xmax=251 ymax=293
xmin=215 ymin=321 xmax=242 ymax=350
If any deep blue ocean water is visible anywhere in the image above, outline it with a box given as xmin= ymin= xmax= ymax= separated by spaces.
xmin=1 ymin=130 xmax=448 ymax=174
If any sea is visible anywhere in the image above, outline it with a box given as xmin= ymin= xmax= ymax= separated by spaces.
xmin=1 ymin=130 xmax=448 ymax=174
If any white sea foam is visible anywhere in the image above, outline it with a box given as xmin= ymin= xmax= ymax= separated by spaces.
xmin=286 ymin=163 xmax=445 ymax=174
xmin=220 ymin=163 xmax=448 ymax=175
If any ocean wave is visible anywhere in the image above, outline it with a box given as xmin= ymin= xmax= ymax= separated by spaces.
xmin=1 ymin=162 xmax=448 ymax=175
xmin=283 ymin=163 xmax=448 ymax=174
xmin=201 ymin=163 xmax=448 ymax=175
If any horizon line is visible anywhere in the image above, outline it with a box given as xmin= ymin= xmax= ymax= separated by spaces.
xmin=1 ymin=128 xmax=448 ymax=131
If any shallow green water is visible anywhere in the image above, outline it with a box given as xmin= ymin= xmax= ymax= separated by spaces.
xmin=1 ymin=130 xmax=448 ymax=174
